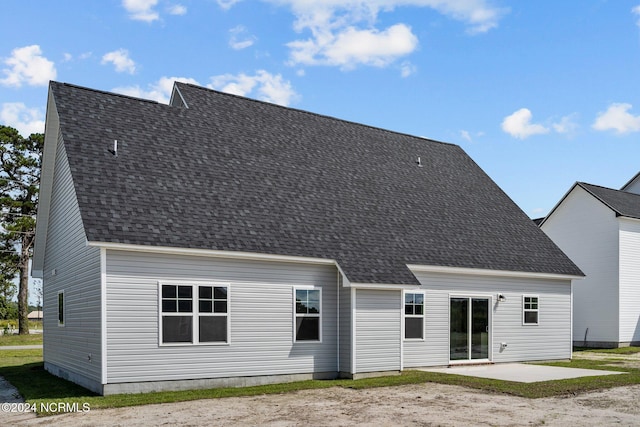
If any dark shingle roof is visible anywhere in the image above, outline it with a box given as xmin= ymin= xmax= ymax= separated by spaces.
xmin=49 ymin=81 xmax=583 ymax=284
xmin=579 ymin=182 xmax=640 ymax=220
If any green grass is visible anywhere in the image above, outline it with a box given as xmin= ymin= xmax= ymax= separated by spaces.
xmin=0 ymin=349 xmax=639 ymax=416
xmin=0 ymin=333 xmax=43 ymax=346
xmin=0 ymin=320 xmax=43 ymax=330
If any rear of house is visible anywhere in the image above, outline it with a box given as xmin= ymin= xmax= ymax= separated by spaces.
xmin=33 ymin=81 xmax=583 ymax=394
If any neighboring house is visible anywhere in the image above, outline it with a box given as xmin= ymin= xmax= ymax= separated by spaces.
xmin=33 ymin=81 xmax=583 ymax=395
xmin=27 ymin=310 xmax=43 ymax=321
xmin=539 ymin=174 xmax=640 ymax=348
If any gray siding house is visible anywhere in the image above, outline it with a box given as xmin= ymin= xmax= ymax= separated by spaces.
xmin=33 ymin=81 xmax=583 ymax=395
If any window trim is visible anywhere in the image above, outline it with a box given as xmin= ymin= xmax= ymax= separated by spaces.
xmin=293 ymin=286 xmax=322 ymax=343
xmin=523 ymin=295 xmax=539 ymax=326
xmin=158 ymin=281 xmax=230 ymax=346
xmin=57 ymin=290 xmax=65 ymax=327
xmin=403 ymin=290 xmax=425 ymax=341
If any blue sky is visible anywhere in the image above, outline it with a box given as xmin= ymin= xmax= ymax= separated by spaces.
xmin=1 ymin=0 xmax=640 ymax=219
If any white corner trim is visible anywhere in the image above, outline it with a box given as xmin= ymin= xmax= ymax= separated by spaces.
xmin=87 ymin=242 xmax=336 ymax=266
xmin=100 ymin=247 xmax=107 ymax=385
xmin=406 ymin=264 xmax=584 ymax=281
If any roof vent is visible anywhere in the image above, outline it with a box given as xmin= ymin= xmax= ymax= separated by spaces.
xmin=416 ymin=156 xmax=423 ymax=167
xmin=110 ymin=140 xmax=118 ymax=157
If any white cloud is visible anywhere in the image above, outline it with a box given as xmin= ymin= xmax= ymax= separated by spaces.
xmin=168 ymin=4 xmax=187 ymax=15
xmin=592 ymin=103 xmax=640 ymax=134
xmin=501 ymin=108 xmax=549 ymax=139
xmin=229 ymin=26 xmax=257 ymax=50
xmin=101 ymin=49 xmax=137 ymax=74
xmin=399 ymin=60 xmax=417 ymax=77
xmin=217 ymin=0 xmax=242 ymax=10
xmin=0 ymin=45 xmax=56 ymax=87
xmin=459 ymin=129 xmax=484 ymax=143
xmin=122 ymin=0 xmax=159 ymax=22
xmin=215 ymin=1 xmax=506 ymax=69
xmin=288 ymin=24 xmax=418 ymax=69
xmin=113 ymin=76 xmax=199 ymax=103
xmin=209 ymin=70 xmax=298 ymax=106
xmin=278 ymin=0 xmax=505 ymax=68
xmin=531 ymin=207 xmax=545 ymax=216
xmin=552 ymin=113 xmax=579 ymax=136
xmin=62 ymin=53 xmax=73 ymax=62
xmin=0 ymin=103 xmax=45 ymax=136
xmin=633 ymin=5 xmax=640 ymax=27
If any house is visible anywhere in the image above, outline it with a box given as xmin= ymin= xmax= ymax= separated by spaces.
xmin=539 ymin=174 xmax=640 ymax=348
xmin=27 ymin=310 xmax=43 ymax=321
xmin=33 ymin=81 xmax=583 ymax=395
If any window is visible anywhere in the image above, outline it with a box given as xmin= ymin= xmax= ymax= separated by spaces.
xmin=160 ymin=284 xmax=228 ymax=344
xmin=523 ymin=296 xmax=539 ymax=325
xmin=404 ymin=292 xmax=424 ymax=339
xmin=294 ymin=288 xmax=321 ymax=342
xmin=57 ymin=291 xmax=64 ymax=326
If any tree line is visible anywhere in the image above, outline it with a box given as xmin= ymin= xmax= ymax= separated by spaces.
xmin=0 ymin=125 xmax=43 ymax=334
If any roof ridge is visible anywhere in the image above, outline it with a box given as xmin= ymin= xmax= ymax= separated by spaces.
xmin=176 ymin=82 xmax=456 ymax=147
xmin=52 ymin=81 xmax=161 ymax=105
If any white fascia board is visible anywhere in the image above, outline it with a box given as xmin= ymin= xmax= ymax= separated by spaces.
xmin=406 ymin=264 xmax=584 ymax=281
xmin=618 ymin=216 xmax=640 ymax=224
xmin=86 ymin=241 xmax=336 ymax=266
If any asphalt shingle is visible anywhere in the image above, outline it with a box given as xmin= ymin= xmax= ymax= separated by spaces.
xmin=49 ymin=81 xmax=583 ymax=284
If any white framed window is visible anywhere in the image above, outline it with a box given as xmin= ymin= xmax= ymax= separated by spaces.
xmin=57 ymin=291 xmax=65 ymax=327
xmin=523 ymin=295 xmax=539 ymax=325
xmin=404 ymin=291 xmax=424 ymax=340
xmin=159 ymin=283 xmax=229 ymax=345
xmin=294 ymin=288 xmax=321 ymax=342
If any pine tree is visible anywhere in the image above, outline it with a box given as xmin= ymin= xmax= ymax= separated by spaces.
xmin=0 ymin=125 xmax=43 ymax=334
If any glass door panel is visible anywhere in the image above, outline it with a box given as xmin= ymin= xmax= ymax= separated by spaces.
xmin=471 ymin=298 xmax=489 ymax=360
xmin=449 ymin=298 xmax=469 ymax=361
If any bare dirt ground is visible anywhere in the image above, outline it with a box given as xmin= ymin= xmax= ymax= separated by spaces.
xmin=7 ymin=382 xmax=640 ymax=427
xmin=6 ymin=352 xmax=640 ymax=427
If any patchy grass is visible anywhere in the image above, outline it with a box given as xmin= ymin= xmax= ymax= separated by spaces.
xmin=574 ymin=346 xmax=640 ymax=355
xmin=0 ymin=333 xmax=43 ymax=346
xmin=1 ymin=349 xmax=639 ymax=416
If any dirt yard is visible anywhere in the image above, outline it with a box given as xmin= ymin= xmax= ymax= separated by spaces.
xmin=7 ymin=351 xmax=640 ymax=426
xmin=5 ymin=382 xmax=639 ymax=426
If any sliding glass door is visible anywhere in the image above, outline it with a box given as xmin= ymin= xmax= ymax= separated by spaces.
xmin=450 ymin=297 xmax=490 ymax=362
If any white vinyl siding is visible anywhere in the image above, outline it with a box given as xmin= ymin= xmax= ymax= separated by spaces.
xmin=404 ymin=271 xmax=572 ymax=367
xmin=354 ymin=289 xmax=401 ymax=373
xmin=541 ymin=186 xmax=620 ymax=344
xmin=42 ymin=131 xmax=103 ymax=386
xmin=618 ymin=218 xmax=640 ymax=343
xmin=105 ymin=250 xmax=338 ymax=383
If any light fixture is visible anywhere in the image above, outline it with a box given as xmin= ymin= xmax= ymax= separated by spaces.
xmin=497 ymin=293 xmax=506 ymax=302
